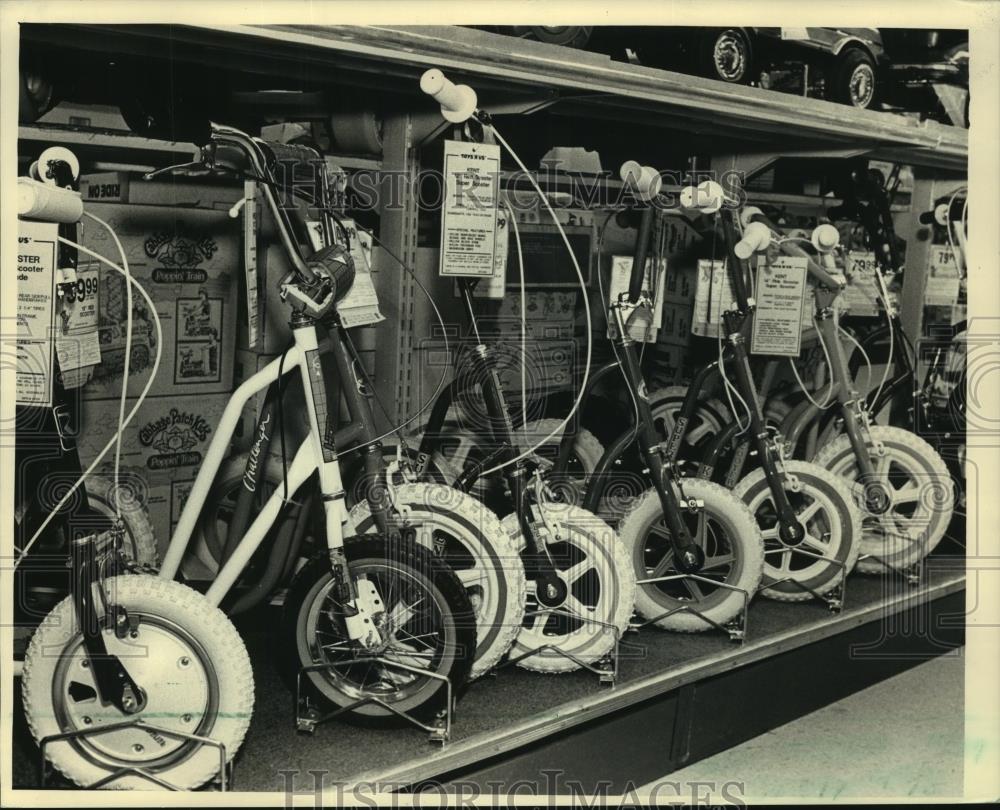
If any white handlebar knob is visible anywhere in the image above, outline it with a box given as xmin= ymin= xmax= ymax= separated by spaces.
xmin=811 ymin=223 xmax=841 ymax=253
xmin=679 ymin=185 xmax=698 ymax=210
xmin=37 ymin=146 xmax=81 ymax=185
xmin=697 ymin=180 xmax=726 ymax=214
xmin=734 ymin=221 xmax=771 ymax=259
xmin=619 ymin=161 xmax=662 ymax=202
xmin=420 ymin=68 xmax=478 ymax=123
xmin=739 ymin=205 xmax=764 ymax=229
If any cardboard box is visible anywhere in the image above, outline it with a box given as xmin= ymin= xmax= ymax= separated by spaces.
xmin=79 ymin=172 xmax=242 ymax=210
xmin=76 ymin=203 xmax=240 ymax=399
xmin=74 ymin=393 xmax=232 ymax=559
xmin=659 ymin=300 xmax=694 ymax=345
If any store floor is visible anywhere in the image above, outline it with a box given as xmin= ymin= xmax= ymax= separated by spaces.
xmin=650 ymin=650 xmax=965 ymax=801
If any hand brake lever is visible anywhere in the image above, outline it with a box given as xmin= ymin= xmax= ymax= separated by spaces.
xmin=142 ymin=160 xmax=212 ymax=181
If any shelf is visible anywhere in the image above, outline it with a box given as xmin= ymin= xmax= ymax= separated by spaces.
xmin=21 ymin=24 xmax=967 ymax=174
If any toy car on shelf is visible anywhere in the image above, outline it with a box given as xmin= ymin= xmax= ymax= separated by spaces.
xmin=483 ymin=26 xmax=887 ymax=110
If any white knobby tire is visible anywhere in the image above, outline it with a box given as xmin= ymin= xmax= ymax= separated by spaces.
xmin=648 ymin=386 xmax=730 ymax=451
xmin=734 ymin=460 xmax=862 ymax=601
xmin=519 ymin=418 xmax=604 ymax=507
xmin=500 ymin=504 xmax=635 ymax=674
xmin=348 ymin=482 xmax=526 ymax=680
xmin=84 ymin=473 xmax=158 ymax=568
xmin=22 ymin=575 xmax=254 ymax=790
xmin=617 ymin=479 xmax=764 ymax=631
xmin=812 ymin=426 xmax=954 ymax=573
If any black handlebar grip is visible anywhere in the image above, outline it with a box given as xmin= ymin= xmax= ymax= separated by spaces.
xmin=305 ymin=243 xmax=355 ymax=303
xmin=260 ymin=141 xmax=323 ymax=170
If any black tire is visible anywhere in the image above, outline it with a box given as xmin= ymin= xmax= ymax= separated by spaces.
xmin=503 ymin=26 xmax=593 ymax=49
xmin=281 ymin=535 xmax=476 ymax=726
xmin=194 ymin=454 xmax=285 ymax=566
xmin=828 ymin=48 xmax=879 ymax=109
xmin=700 ymin=29 xmax=754 ymax=84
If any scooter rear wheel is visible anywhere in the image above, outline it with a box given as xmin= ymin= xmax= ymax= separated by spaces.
xmin=22 ymin=575 xmax=253 ymax=790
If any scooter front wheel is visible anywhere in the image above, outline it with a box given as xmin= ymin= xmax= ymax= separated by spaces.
xmin=501 ymin=505 xmax=635 ymax=673
xmin=734 ymin=460 xmax=862 ymax=601
xmin=812 ymin=426 xmax=955 ymax=573
xmin=22 ymin=575 xmax=254 ymax=790
xmin=617 ymin=478 xmax=764 ymax=631
xmin=281 ymin=534 xmax=476 ymax=724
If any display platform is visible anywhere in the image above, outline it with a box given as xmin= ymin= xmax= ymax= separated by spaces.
xmin=10 ymin=557 xmax=965 ymax=793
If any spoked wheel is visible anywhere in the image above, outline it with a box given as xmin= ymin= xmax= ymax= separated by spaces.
xmin=282 ymin=535 xmax=476 ymax=724
xmin=22 ymin=575 xmax=253 ymax=790
xmin=500 ymin=505 xmax=635 ymax=673
xmin=617 ymin=478 xmax=764 ymax=630
xmin=812 ymin=426 xmax=954 ymax=573
xmin=734 ymin=460 xmax=862 ymax=601
xmin=347 ymin=482 xmax=526 ymax=679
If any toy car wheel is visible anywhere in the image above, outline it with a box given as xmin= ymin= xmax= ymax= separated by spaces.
xmin=503 ymin=26 xmax=593 ymax=49
xmin=701 ymin=28 xmax=754 ymax=84
xmin=829 ymin=48 xmax=879 ymax=109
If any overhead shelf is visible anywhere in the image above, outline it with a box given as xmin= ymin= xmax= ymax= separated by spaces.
xmin=21 ymin=23 xmax=967 ymax=174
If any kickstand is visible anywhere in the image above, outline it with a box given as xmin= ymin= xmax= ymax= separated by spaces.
xmin=759 ymin=546 xmax=848 ymax=612
xmin=40 ymin=720 xmax=232 ymax=790
xmin=496 ymin=609 xmax=622 ymax=685
xmin=296 ymin=657 xmax=453 ymax=744
xmin=630 ymin=574 xmax=750 ymax=642
xmin=860 ymin=553 xmax=925 ymax=586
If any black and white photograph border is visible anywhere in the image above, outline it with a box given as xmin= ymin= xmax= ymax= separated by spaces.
xmin=1 ymin=0 xmax=998 ymax=806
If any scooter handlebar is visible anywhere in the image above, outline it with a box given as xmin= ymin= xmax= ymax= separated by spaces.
xmin=420 ymin=68 xmax=478 ymax=123
xmin=619 ymin=161 xmax=662 ymax=202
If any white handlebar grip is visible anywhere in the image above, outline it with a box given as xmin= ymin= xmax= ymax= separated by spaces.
xmin=37 ymin=146 xmax=81 ymax=185
xmin=619 ymin=161 xmax=662 ymax=202
xmin=739 ymin=205 xmax=764 ymax=229
xmin=734 ymin=221 xmax=771 ymax=259
xmin=696 ymin=180 xmax=726 ymax=214
xmin=18 ymin=177 xmax=83 ymax=223
xmin=420 ymin=68 xmax=478 ymax=123
xmin=811 ymin=223 xmax=841 ymax=253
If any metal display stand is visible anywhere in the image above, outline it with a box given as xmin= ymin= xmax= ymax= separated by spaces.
xmin=296 ymin=658 xmax=454 ymax=744
xmin=39 ymin=720 xmax=232 ymax=790
xmin=758 ymin=547 xmax=849 ymax=612
xmin=496 ymin=609 xmax=622 ymax=685
xmin=630 ymin=575 xmax=751 ymax=642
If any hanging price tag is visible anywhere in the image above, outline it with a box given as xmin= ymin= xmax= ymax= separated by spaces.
xmin=242 ymin=181 xmax=260 ymax=349
xmin=692 ymin=259 xmax=736 ymax=338
xmin=55 ymin=264 xmax=101 ymax=387
xmin=333 ymin=220 xmax=384 ymax=328
xmin=16 ymin=220 xmax=59 ymax=406
xmin=467 ymin=207 xmax=509 ymax=299
xmin=841 ymin=250 xmax=881 ymax=317
xmin=607 ymin=256 xmax=667 ymax=342
xmin=439 ymin=140 xmax=501 ymax=277
xmin=926 ymin=244 xmax=961 ymax=307
xmin=751 ymin=255 xmax=807 ymax=356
